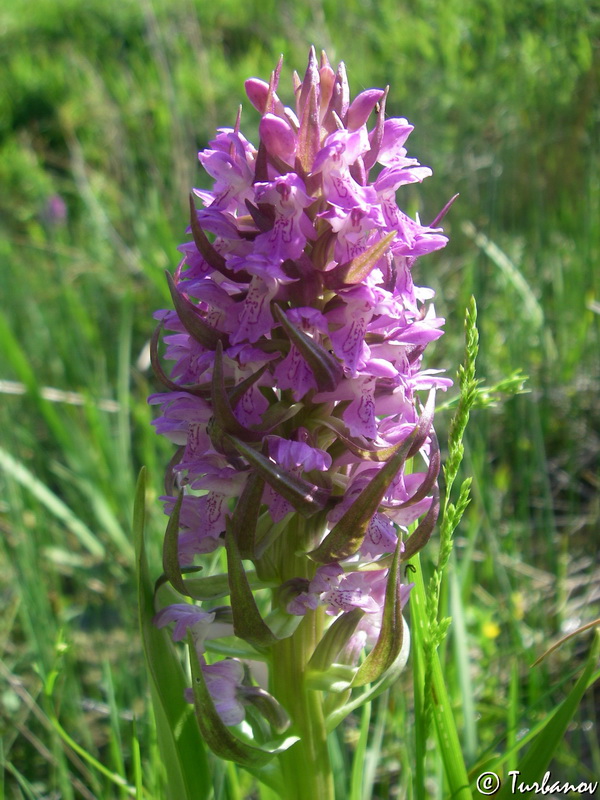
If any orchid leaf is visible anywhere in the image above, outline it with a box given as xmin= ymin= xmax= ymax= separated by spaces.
xmin=429 ymin=193 xmax=460 ymax=228
xmin=188 ymin=631 xmax=297 ymax=768
xmin=150 ymin=323 xmax=211 ymax=397
xmin=352 ymin=538 xmax=404 ymax=687
xmin=317 ymin=389 xmax=435 ymax=463
xmin=306 ymin=663 xmax=357 ymax=693
xmin=263 ymin=607 xmax=304 ymax=640
xmin=188 ymin=194 xmax=228 ymax=272
xmin=230 ymin=467 xmax=265 ymax=559
xmin=317 ymin=416 xmax=408 ymax=463
xmin=188 ymin=194 xmax=251 ymax=282
xmin=210 ymin=343 xmax=289 ymax=453
xmin=228 ymin=362 xmax=270 ymax=408
xmin=311 ymin=227 xmax=336 ymax=269
xmin=205 ymin=640 xmax=271 ymax=660
xmin=260 ymin=400 xmax=303 ymax=430
xmin=273 ymin=304 xmax=343 ymax=392
xmin=225 ymin=521 xmax=277 ymax=648
xmin=323 ymin=231 xmax=396 ymax=288
xmin=266 ymin=148 xmax=297 ymax=177
xmin=134 ymin=469 xmax=211 ymax=800
xmin=211 ymin=341 xmax=265 ymax=442
xmin=298 ymin=46 xmax=318 ymax=116
xmin=325 ymin=623 xmax=410 ymax=733
xmin=162 ymin=490 xmax=191 ymax=597
xmin=166 ymin=271 xmax=227 ymax=350
xmin=164 ymin=445 xmax=185 ymax=495
xmin=254 ymin=140 xmax=270 ymax=183
xmin=297 ymin=82 xmax=319 ymax=174
xmin=245 ymin=200 xmax=274 ymax=232
xmin=308 ymin=394 xmax=434 ymax=563
xmin=153 ymin=565 xmax=202 ymax=595
xmin=306 ymin=608 xmax=364 ymax=674
xmin=346 ymin=230 xmax=397 ymax=285
xmin=394 ymin=433 xmax=440 ymax=509
xmin=379 ymin=432 xmax=441 ymax=511
xmin=242 ymin=687 xmax=291 ymax=734
xmin=178 ymin=570 xmax=274 ymax=601
xmin=401 ymin=485 xmax=440 ymax=561
xmin=226 ymin=434 xmax=330 ymax=517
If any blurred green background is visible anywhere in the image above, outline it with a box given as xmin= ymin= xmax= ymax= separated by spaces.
xmin=1 ymin=0 xmax=598 ymax=797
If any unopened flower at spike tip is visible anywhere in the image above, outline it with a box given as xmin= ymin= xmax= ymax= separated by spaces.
xmin=149 ymin=47 xmax=451 ymax=740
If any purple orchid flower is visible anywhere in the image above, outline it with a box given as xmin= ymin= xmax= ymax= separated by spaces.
xmin=149 ymin=48 xmax=451 ymax=739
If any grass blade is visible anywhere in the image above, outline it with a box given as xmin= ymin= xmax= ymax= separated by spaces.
xmin=0 ymin=445 xmax=104 ymax=558
xmin=450 ymin=570 xmax=477 ymax=762
xmin=410 ymin=555 xmax=473 ymax=799
xmin=349 ymin=700 xmax=371 ymax=800
xmin=496 ymin=630 xmax=600 ymax=799
xmin=134 ymin=467 xmax=212 ymax=800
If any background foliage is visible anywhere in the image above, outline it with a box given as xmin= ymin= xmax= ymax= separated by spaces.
xmin=1 ymin=0 xmax=598 ymax=796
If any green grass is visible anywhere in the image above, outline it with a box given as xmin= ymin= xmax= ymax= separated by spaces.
xmin=1 ymin=0 xmax=599 ymax=797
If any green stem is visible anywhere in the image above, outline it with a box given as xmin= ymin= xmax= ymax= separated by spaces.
xmin=271 ymin=613 xmax=334 ymax=800
xmin=269 ymin=516 xmax=334 ymax=800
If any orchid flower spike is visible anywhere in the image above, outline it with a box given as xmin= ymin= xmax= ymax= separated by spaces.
xmin=149 ymin=48 xmax=451 ymax=792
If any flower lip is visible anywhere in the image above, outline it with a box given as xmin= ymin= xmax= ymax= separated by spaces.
xmin=267 ymin=435 xmax=332 ymax=472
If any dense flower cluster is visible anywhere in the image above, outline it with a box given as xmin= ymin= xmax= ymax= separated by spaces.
xmin=151 ymin=49 xmax=451 ymax=726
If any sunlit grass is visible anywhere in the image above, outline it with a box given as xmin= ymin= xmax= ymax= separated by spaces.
xmin=1 ymin=0 xmax=598 ymax=796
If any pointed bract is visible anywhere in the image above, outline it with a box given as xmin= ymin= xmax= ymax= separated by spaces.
xmin=225 ymin=522 xmax=277 ymax=648
xmin=273 ymin=304 xmax=343 ymax=392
